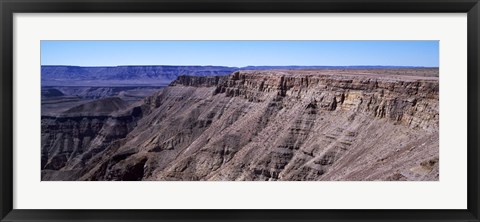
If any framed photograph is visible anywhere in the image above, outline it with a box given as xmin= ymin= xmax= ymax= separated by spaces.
xmin=1 ymin=0 xmax=479 ymax=221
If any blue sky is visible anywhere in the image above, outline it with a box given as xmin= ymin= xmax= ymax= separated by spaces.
xmin=41 ymin=40 xmax=439 ymax=67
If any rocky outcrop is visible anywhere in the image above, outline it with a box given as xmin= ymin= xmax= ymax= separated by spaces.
xmin=41 ymin=69 xmax=439 ymax=181
xmin=170 ymin=75 xmax=229 ymax=88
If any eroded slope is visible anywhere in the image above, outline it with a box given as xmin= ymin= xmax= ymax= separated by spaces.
xmin=41 ymin=69 xmax=439 ymax=181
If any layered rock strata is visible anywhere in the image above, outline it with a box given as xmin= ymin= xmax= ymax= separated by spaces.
xmin=41 ymin=69 xmax=439 ymax=181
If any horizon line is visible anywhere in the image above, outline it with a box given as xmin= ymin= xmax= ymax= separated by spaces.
xmin=41 ymin=65 xmax=440 ymax=68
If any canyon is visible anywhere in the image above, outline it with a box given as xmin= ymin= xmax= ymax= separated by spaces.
xmin=41 ymin=68 xmax=439 ymax=181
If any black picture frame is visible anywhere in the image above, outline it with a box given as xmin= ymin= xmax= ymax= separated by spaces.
xmin=1 ymin=0 xmax=479 ymax=221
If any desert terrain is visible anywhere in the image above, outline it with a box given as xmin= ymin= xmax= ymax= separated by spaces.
xmin=41 ymin=68 xmax=439 ymax=181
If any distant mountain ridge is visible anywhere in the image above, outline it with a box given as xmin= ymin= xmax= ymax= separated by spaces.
xmin=41 ymin=65 xmax=238 ymax=86
xmin=41 ymin=65 xmax=437 ymax=86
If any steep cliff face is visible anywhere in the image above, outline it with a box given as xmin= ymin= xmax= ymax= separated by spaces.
xmin=41 ymin=69 xmax=439 ymax=181
xmin=215 ymin=71 xmax=438 ymax=130
xmin=171 ymin=75 xmax=228 ymax=87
